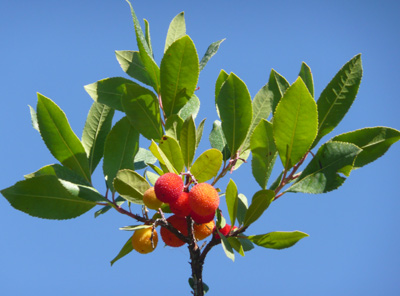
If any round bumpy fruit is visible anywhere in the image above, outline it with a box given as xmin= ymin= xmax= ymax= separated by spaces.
xmin=189 ymin=183 xmax=219 ymax=218
xmin=169 ymin=192 xmax=191 ymax=217
xmin=160 ymin=215 xmax=188 ymax=247
xmin=131 ymin=227 xmax=158 ymax=254
xmin=194 ymin=220 xmax=215 ymax=241
xmin=154 ymin=173 xmax=184 ymax=203
xmin=143 ymin=187 xmax=163 ymax=210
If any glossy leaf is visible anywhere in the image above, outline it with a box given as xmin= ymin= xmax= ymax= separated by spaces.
xmin=113 ymin=169 xmax=150 ymax=204
xmin=199 ymin=38 xmax=225 ymax=71
xmin=236 ymin=193 xmax=248 ymax=225
xmin=180 ymin=116 xmax=196 ymax=168
xmin=298 ymin=62 xmax=314 ymax=97
xmin=178 ymin=94 xmax=200 ymax=120
xmin=84 ymin=77 xmax=136 ymax=111
xmin=1 ymin=175 xmax=95 ymax=220
xmin=165 ymin=114 xmax=184 ymax=141
xmin=314 ymin=54 xmax=362 ymax=147
xmin=214 ymin=69 xmax=229 ymax=117
xmin=243 ymin=190 xmax=275 ymax=227
xmin=190 ymin=149 xmax=223 ymax=183
xmin=110 ymin=236 xmax=133 ymax=266
xmin=273 ymin=77 xmax=318 ymax=170
xmin=209 ymin=120 xmax=231 ymax=161
xmin=160 ymin=35 xmax=199 ymax=117
xmin=120 ymin=224 xmax=152 ymax=231
xmin=164 ymin=12 xmax=186 ymax=52
xmin=196 ymin=118 xmax=206 ymax=150
xmin=149 ymin=140 xmax=177 ymax=174
xmin=330 ymin=127 xmax=400 ymax=169
xmin=227 ymin=237 xmax=245 ymax=256
xmin=143 ymin=19 xmax=153 ymax=56
xmin=115 ymin=51 xmax=154 ymax=87
xmin=159 ymin=136 xmax=185 ymax=173
xmin=287 ymin=141 xmax=362 ymax=194
xmin=121 ymin=83 xmax=163 ymax=142
xmin=36 ymin=93 xmax=91 ymax=183
xmin=82 ymin=102 xmax=114 ymax=174
xmin=29 ymin=105 xmax=39 ymax=132
xmin=145 ymin=171 xmax=159 ymax=186
xmin=103 ymin=117 xmax=139 ymax=192
xmin=247 ymin=231 xmax=309 ymax=250
xmin=219 ymin=231 xmax=235 ymax=261
xmin=133 ymin=148 xmax=157 ymax=170
xmin=251 ymin=119 xmax=277 ymax=189
xmin=268 ymin=69 xmax=290 ymax=114
xmin=225 ymin=179 xmax=238 ymax=226
xmin=217 ymin=73 xmax=252 ymax=155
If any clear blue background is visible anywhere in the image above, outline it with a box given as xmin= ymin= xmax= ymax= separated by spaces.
xmin=1 ymin=0 xmax=399 ymax=295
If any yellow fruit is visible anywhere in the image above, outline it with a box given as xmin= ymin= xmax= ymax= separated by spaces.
xmin=131 ymin=227 xmax=158 ymax=254
xmin=143 ymin=187 xmax=163 ymax=210
xmin=194 ymin=220 xmax=215 ymax=241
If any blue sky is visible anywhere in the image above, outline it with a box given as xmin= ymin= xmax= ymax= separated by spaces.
xmin=1 ymin=0 xmax=399 ymax=295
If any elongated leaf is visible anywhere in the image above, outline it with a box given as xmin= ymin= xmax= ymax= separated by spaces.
xmin=36 ymin=93 xmax=91 ymax=183
xmin=120 ymin=224 xmax=152 ymax=231
xmin=268 ymin=69 xmax=290 ymax=114
xmin=110 ymin=236 xmax=133 ymax=266
xmin=243 ymin=190 xmax=275 ymax=227
xmin=160 ymin=35 xmax=199 ymax=117
xmin=121 ymin=83 xmax=163 ymax=142
xmin=1 ymin=175 xmax=95 ymax=220
xmin=209 ymin=120 xmax=231 ymax=161
xmin=225 ymin=179 xmax=238 ymax=226
xmin=143 ymin=19 xmax=153 ymax=56
xmin=165 ymin=114 xmax=184 ymax=141
xmin=164 ymin=12 xmax=186 ymax=52
xmin=103 ymin=117 xmax=139 ymax=192
xmin=190 ymin=149 xmax=223 ymax=183
xmin=115 ymin=51 xmax=154 ymax=87
xmin=217 ymin=73 xmax=253 ymax=155
xmin=145 ymin=171 xmax=159 ymax=186
xmin=178 ymin=94 xmax=200 ymax=120
xmin=273 ymin=77 xmax=318 ymax=170
xmin=113 ymin=169 xmax=150 ymax=204
xmin=149 ymin=140 xmax=177 ymax=174
xmin=95 ymin=196 xmax=125 ymax=218
xmin=215 ymin=69 xmax=229 ymax=117
xmin=251 ymin=119 xmax=277 ymax=189
xmin=220 ymin=231 xmax=235 ymax=261
xmin=196 ymin=118 xmax=206 ymax=150
xmin=126 ymin=0 xmax=160 ymax=93
xmin=82 ymin=102 xmax=114 ymax=174
xmin=227 ymin=237 xmax=245 ymax=256
xmin=133 ymin=148 xmax=157 ymax=170
xmin=237 ymin=193 xmax=248 ymax=225
xmin=159 ymin=136 xmax=185 ymax=173
xmin=84 ymin=77 xmax=137 ymax=111
xmin=287 ymin=141 xmax=362 ymax=194
xmin=314 ymin=54 xmax=362 ymax=147
xmin=180 ymin=116 xmax=196 ymax=168
xmin=330 ymin=127 xmax=400 ymax=169
xmin=298 ymin=62 xmax=314 ymax=97
xmin=199 ymin=38 xmax=225 ymax=71
xmin=29 ymin=105 xmax=39 ymax=132
xmin=248 ymin=231 xmax=309 ymax=250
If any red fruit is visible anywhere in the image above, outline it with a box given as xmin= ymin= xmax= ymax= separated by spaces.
xmin=160 ymin=215 xmax=188 ymax=247
xmin=169 ymin=192 xmax=191 ymax=217
xmin=190 ymin=211 xmax=215 ymax=224
xmin=189 ymin=183 xmax=219 ymax=218
xmin=154 ymin=173 xmax=184 ymax=203
xmin=214 ymin=224 xmax=237 ymax=239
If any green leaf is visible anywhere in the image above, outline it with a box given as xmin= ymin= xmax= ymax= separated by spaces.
xmin=113 ymin=169 xmax=150 ymax=204
xmin=25 ymin=164 xmax=107 ymax=203
xmin=160 ymin=35 xmax=199 ymax=117
xmin=110 ymin=236 xmax=133 ymax=266
xmin=120 ymin=224 xmax=152 ymax=231
xmin=273 ymin=77 xmax=318 ymax=170
xmin=247 ymin=231 xmax=309 ymax=250
xmin=121 ymin=83 xmax=163 ymax=142
xmin=196 ymin=118 xmax=206 ymax=150
xmin=225 ymin=179 xmax=238 ymax=226
xmin=84 ymin=77 xmax=137 ymax=111
xmin=103 ymin=117 xmax=139 ymax=192
xmin=95 ymin=196 xmax=125 ymax=218
xmin=1 ymin=175 xmax=95 ymax=220
xmin=115 ymin=51 xmax=154 ymax=87
xmin=214 ymin=70 xmax=229 ymax=117
xmin=330 ymin=127 xmax=400 ymax=169
xmin=36 ymin=93 xmax=91 ymax=183
xmin=217 ymin=73 xmax=253 ymax=155
xmin=29 ymin=105 xmax=39 ymax=132
xmin=143 ymin=19 xmax=153 ymax=56
xmin=238 ymin=237 xmax=255 ymax=252
xmin=243 ymin=190 xmax=275 ymax=227
xmin=159 ymin=135 xmax=185 ymax=173
xmin=268 ymin=69 xmax=290 ymax=115
xmin=227 ymin=237 xmax=245 ymax=256
xmin=287 ymin=141 xmax=362 ymax=194
xmin=251 ymin=119 xmax=277 ymax=189
xmin=180 ymin=116 xmax=196 ymax=168
xmin=149 ymin=140 xmax=177 ymax=174
xmin=82 ymin=102 xmax=114 ymax=174
xmin=126 ymin=0 xmax=160 ymax=93
xmin=178 ymin=94 xmax=200 ymax=120
xmin=209 ymin=120 xmax=231 ymax=161
xmin=298 ymin=62 xmax=314 ymax=97
xmin=237 ymin=193 xmax=248 ymax=225
xmin=164 ymin=12 xmax=186 ymax=52
xmin=314 ymin=54 xmax=363 ymax=147
xmin=165 ymin=114 xmax=184 ymax=141
xmin=145 ymin=171 xmax=159 ymax=186
xmin=199 ymin=38 xmax=225 ymax=71
xmin=190 ymin=149 xmax=223 ymax=183
xmin=219 ymin=231 xmax=235 ymax=261
xmin=134 ymin=148 xmax=157 ymax=170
